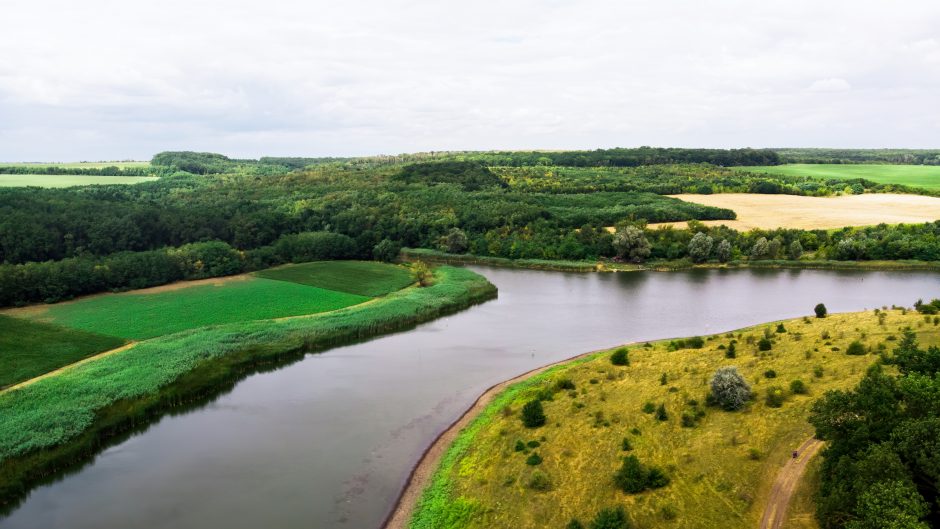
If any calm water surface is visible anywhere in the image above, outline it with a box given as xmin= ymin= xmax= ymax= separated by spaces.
xmin=3 ymin=267 xmax=938 ymax=529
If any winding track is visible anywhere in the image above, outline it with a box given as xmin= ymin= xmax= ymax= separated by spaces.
xmin=759 ymin=436 xmax=824 ymax=529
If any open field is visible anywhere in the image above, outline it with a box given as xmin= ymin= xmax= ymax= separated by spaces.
xmin=0 ymin=161 xmax=149 ymax=169
xmin=0 ymin=315 xmax=125 ymax=389
xmin=0 ymin=174 xmax=159 ymax=188
xmin=646 ymin=193 xmax=940 ymax=230
xmin=740 ymin=164 xmax=940 ymax=190
xmin=408 ymin=309 xmax=939 ymax=529
xmin=4 ymin=276 xmax=369 ymax=340
xmin=255 ymin=260 xmax=415 ymax=297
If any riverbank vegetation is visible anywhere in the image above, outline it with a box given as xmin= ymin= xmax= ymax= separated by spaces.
xmin=409 ymin=307 xmax=940 ymax=529
xmin=0 ymin=265 xmax=496 ymax=509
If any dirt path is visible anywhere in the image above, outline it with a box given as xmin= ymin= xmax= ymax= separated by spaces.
xmin=1 ymin=341 xmax=138 ymax=394
xmin=383 ymin=344 xmax=621 ymax=529
xmin=759 ymin=437 xmax=825 ymax=529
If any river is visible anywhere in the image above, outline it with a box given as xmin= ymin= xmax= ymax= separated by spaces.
xmin=2 ymin=266 xmax=937 ymax=529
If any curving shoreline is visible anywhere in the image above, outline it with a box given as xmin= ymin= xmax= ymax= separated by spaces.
xmin=383 ymin=343 xmax=622 ymax=529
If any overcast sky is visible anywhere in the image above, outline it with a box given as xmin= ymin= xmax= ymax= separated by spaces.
xmin=1 ymin=0 xmax=938 ymax=161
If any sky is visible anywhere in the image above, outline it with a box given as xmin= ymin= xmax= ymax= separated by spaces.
xmin=1 ymin=0 xmax=939 ymax=161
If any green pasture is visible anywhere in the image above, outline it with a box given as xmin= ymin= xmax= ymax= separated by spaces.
xmin=0 ymin=161 xmax=149 ymax=169
xmin=0 ymin=174 xmax=159 ymax=188
xmin=255 ymin=260 xmax=416 ymax=297
xmin=740 ymin=164 xmax=940 ymax=190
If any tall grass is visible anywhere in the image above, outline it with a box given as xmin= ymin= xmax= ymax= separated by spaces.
xmin=0 ymin=266 xmax=496 ymax=506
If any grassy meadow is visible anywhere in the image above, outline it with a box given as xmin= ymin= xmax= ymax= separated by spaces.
xmin=0 ymin=174 xmax=159 ymax=188
xmin=410 ymin=308 xmax=940 ymax=529
xmin=0 ymin=315 xmax=125 ymax=389
xmin=255 ymin=260 xmax=415 ymax=297
xmin=9 ymin=277 xmax=369 ymax=340
xmin=742 ymin=164 xmax=940 ymax=190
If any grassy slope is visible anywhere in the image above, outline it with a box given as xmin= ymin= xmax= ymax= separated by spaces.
xmin=742 ymin=164 xmax=940 ymax=190
xmin=0 ymin=266 xmax=495 ymax=464
xmin=0 ymin=175 xmax=158 ymax=188
xmin=255 ymin=260 xmax=415 ymax=297
xmin=24 ymin=277 xmax=368 ymax=340
xmin=0 ymin=315 xmax=125 ymax=389
xmin=411 ymin=309 xmax=940 ymax=529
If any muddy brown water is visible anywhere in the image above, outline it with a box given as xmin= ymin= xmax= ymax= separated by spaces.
xmin=2 ymin=266 xmax=937 ymax=529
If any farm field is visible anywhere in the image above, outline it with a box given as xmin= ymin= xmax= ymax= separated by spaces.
xmin=0 ymin=161 xmax=149 ymax=169
xmin=0 ymin=174 xmax=159 ymax=188
xmin=3 ymin=274 xmax=369 ymax=341
xmin=646 ymin=193 xmax=940 ymax=230
xmin=0 ymin=315 xmax=126 ymax=389
xmin=256 ymin=260 xmax=415 ymax=297
xmin=740 ymin=164 xmax=940 ymax=190
xmin=410 ymin=309 xmax=939 ymax=529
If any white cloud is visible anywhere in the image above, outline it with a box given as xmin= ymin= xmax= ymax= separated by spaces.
xmin=0 ymin=0 xmax=939 ymax=160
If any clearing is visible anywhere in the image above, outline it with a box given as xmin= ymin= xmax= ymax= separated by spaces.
xmin=0 ymin=174 xmax=159 ymax=188
xmin=255 ymin=260 xmax=415 ymax=297
xmin=408 ymin=309 xmax=939 ymax=529
xmin=647 ymin=193 xmax=940 ymax=230
xmin=741 ymin=164 xmax=940 ymax=190
xmin=0 ymin=315 xmax=126 ymax=389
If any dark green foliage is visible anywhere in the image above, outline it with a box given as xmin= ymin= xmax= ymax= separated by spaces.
xmin=790 ymin=380 xmax=807 ymax=394
xmin=0 ymin=315 xmax=125 ymax=388
xmin=521 ymin=399 xmax=547 ymax=428
xmin=151 ymin=151 xmax=234 ymax=174
xmin=526 ymin=453 xmax=543 ymax=466
xmin=610 ymin=348 xmax=630 ymax=366
xmin=614 ymin=455 xmax=670 ymax=494
xmin=659 ymin=373 xmax=668 ymax=385
xmin=395 ymin=161 xmax=505 ymax=191
xmin=758 ymin=337 xmax=773 ymax=351
xmin=566 ymin=519 xmax=586 ymax=529
xmin=590 ymin=507 xmax=631 ymax=529
xmin=815 ymin=303 xmax=828 ymax=318
xmin=776 ymin=323 xmax=787 ymax=333
xmin=514 ymin=440 xmax=526 ymax=452
xmin=686 ymin=336 xmax=705 ymax=348
xmin=725 ymin=341 xmax=737 ymax=359
xmin=555 ymin=378 xmax=576 ymax=391
xmin=914 ymin=298 xmax=940 ymax=315
xmin=621 ymin=437 xmax=633 ymax=451
xmin=642 ymin=402 xmax=656 ymax=414
xmin=764 ymin=369 xmax=777 ymax=378
xmin=765 ymin=387 xmax=785 ymax=408
xmin=846 ymin=340 xmax=867 ymax=356
xmin=655 ymin=404 xmax=668 ymax=421
xmin=612 ymin=226 xmax=651 ymax=263
xmin=527 ymin=440 xmax=540 ymax=448
xmin=372 ymin=239 xmax=401 ymax=262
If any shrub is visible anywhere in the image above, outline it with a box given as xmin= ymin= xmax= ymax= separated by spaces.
xmin=764 ymin=369 xmax=777 ymax=378
xmin=527 ymin=440 xmax=540 ymax=448
xmin=776 ymin=323 xmax=787 ymax=333
xmin=621 ymin=437 xmax=633 ymax=451
xmin=687 ymin=336 xmax=705 ymax=349
xmin=758 ymin=337 xmax=772 ymax=351
xmin=790 ymin=379 xmax=808 ymax=394
xmin=567 ymin=520 xmax=585 ymax=529
xmin=590 ymin=507 xmax=630 ymax=529
xmin=765 ymin=387 xmax=785 ymax=408
xmin=527 ymin=470 xmax=551 ymax=491
xmin=846 ymin=340 xmax=866 ymax=356
xmin=614 ymin=455 xmax=670 ymax=494
xmin=610 ymin=348 xmax=630 ymax=366
xmin=710 ymin=366 xmax=752 ymax=411
xmin=526 ymin=453 xmax=543 ymax=466
xmin=555 ymin=378 xmax=576 ymax=391
xmin=815 ymin=303 xmax=827 ymax=318
xmin=655 ymin=403 xmax=668 ymax=421
xmin=514 ymin=440 xmax=526 ymax=452
xmin=813 ymin=366 xmax=825 ymax=378
xmin=642 ymin=402 xmax=656 ymax=414
xmin=521 ymin=399 xmax=546 ymax=428
xmin=725 ymin=342 xmax=736 ymax=359
xmin=681 ymin=413 xmax=696 ymax=428
xmin=659 ymin=373 xmax=668 ymax=385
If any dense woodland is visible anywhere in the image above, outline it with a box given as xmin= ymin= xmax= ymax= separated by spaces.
xmin=2 ymin=149 xmax=940 ymax=306
xmin=777 ymin=148 xmax=940 ymax=165
xmin=810 ymin=330 xmax=940 ymax=528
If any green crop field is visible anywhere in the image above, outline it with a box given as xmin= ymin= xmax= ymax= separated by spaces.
xmin=0 ymin=174 xmax=159 ymax=188
xmin=0 ymin=161 xmax=149 ymax=169
xmin=255 ymin=260 xmax=416 ymax=297
xmin=0 ymin=315 xmax=125 ymax=389
xmin=411 ymin=309 xmax=940 ymax=529
xmin=740 ymin=164 xmax=940 ymax=190
xmin=16 ymin=277 xmax=369 ymax=340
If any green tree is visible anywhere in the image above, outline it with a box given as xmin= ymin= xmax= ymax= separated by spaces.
xmin=521 ymin=399 xmax=546 ymax=428
xmin=441 ymin=227 xmax=469 ymax=254
xmin=788 ymin=240 xmax=804 ymax=260
xmin=612 ymin=226 xmax=651 ymax=263
xmin=372 ymin=238 xmax=400 ymax=262
xmin=815 ymin=303 xmax=828 ymax=318
xmin=750 ymin=237 xmax=770 ymax=260
xmin=611 ymin=347 xmax=630 ymax=366
xmin=716 ymin=239 xmax=732 ymax=263
xmin=710 ymin=366 xmax=752 ymax=411
xmin=725 ymin=341 xmax=736 ymax=359
xmin=687 ymin=232 xmax=714 ymax=263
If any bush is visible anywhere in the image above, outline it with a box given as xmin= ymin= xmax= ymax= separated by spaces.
xmin=846 ymin=340 xmax=866 ymax=355
xmin=776 ymin=323 xmax=787 ymax=333
xmin=514 ymin=440 xmax=526 ymax=452
xmin=642 ymin=402 xmax=656 ymax=414
xmin=526 ymin=453 xmax=543 ymax=466
xmin=710 ymin=366 xmax=752 ymax=411
xmin=610 ymin=348 xmax=630 ymax=366
xmin=590 ymin=507 xmax=630 ymax=529
xmin=765 ymin=387 xmax=785 ymax=408
xmin=790 ymin=379 xmax=807 ymax=394
xmin=555 ymin=378 xmax=576 ymax=391
xmin=527 ymin=470 xmax=552 ymax=491
xmin=655 ymin=403 xmax=668 ymax=421
xmin=764 ymin=369 xmax=777 ymax=378
xmin=621 ymin=437 xmax=633 ymax=451
xmin=681 ymin=413 xmax=696 ymax=428
xmin=815 ymin=303 xmax=828 ymax=318
xmin=687 ymin=336 xmax=705 ymax=349
xmin=725 ymin=342 xmax=736 ymax=358
xmin=758 ymin=337 xmax=773 ymax=351
xmin=521 ymin=399 xmax=547 ymax=428
xmin=813 ymin=366 xmax=825 ymax=378
xmin=614 ymin=455 xmax=670 ymax=494
xmin=567 ymin=520 xmax=586 ymax=529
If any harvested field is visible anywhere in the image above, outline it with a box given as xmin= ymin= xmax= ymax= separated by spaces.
xmin=647 ymin=193 xmax=940 ymax=230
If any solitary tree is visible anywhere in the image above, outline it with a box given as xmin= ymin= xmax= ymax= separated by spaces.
xmin=716 ymin=239 xmax=732 ymax=263
xmin=710 ymin=367 xmax=752 ymax=411
xmin=612 ymin=226 xmax=651 ymax=263
xmin=688 ymin=232 xmax=714 ymax=263
xmin=521 ymin=399 xmax=546 ymax=428
xmin=815 ymin=303 xmax=828 ymax=318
